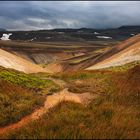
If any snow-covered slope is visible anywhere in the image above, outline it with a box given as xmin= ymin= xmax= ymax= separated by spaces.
xmin=0 ymin=33 xmax=12 ymax=40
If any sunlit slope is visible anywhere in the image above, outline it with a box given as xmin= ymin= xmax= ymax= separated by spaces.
xmin=86 ymin=34 xmax=140 ymax=70
xmin=0 ymin=48 xmax=50 ymax=73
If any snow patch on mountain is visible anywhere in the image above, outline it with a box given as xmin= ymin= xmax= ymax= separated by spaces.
xmin=0 ymin=33 xmax=12 ymax=40
xmin=94 ymin=32 xmax=100 ymax=35
xmin=96 ymin=36 xmax=112 ymax=39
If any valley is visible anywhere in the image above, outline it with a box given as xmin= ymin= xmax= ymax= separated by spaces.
xmin=0 ymin=26 xmax=140 ymax=139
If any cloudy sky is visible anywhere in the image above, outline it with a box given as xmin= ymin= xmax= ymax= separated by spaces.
xmin=0 ymin=1 xmax=140 ymax=31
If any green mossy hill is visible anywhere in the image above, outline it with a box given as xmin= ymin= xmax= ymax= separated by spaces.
xmin=0 ymin=67 xmax=60 ymax=94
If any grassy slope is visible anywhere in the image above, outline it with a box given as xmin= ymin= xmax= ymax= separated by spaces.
xmin=102 ymin=60 xmax=140 ymax=72
xmin=0 ymin=67 xmax=60 ymax=94
xmin=2 ymin=65 xmax=140 ymax=139
xmin=0 ymin=80 xmax=45 ymax=127
xmin=0 ymin=67 xmax=60 ymax=127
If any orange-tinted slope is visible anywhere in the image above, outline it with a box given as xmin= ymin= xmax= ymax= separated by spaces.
xmin=0 ymin=49 xmax=51 ymax=73
xmin=86 ymin=34 xmax=140 ymax=70
xmin=46 ymin=35 xmax=140 ymax=72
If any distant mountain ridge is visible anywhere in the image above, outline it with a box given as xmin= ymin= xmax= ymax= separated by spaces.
xmin=0 ymin=25 xmax=140 ymax=32
xmin=118 ymin=25 xmax=140 ymax=30
xmin=0 ymin=25 xmax=139 ymax=42
xmin=0 ymin=28 xmax=6 ymax=31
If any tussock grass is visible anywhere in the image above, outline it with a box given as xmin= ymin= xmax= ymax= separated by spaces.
xmin=0 ymin=66 xmax=61 ymax=127
xmin=53 ymin=70 xmax=111 ymax=81
xmin=2 ymin=65 xmax=140 ymax=139
xmin=53 ymin=70 xmax=113 ymax=94
xmin=0 ymin=80 xmax=45 ymax=127
xmin=3 ymin=95 xmax=140 ymax=139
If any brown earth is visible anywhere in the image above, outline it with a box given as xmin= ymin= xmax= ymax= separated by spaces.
xmin=86 ymin=34 xmax=140 ymax=70
xmin=0 ymin=40 xmax=100 ymax=64
xmin=0 ymin=48 xmax=50 ymax=73
xmin=46 ymin=35 xmax=140 ymax=72
xmin=0 ymin=40 xmax=117 ymax=73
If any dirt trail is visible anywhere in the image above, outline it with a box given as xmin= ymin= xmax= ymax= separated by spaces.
xmin=0 ymin=88 xmax=95 ymax=135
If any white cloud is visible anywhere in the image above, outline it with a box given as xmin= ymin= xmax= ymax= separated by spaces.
xmin=0 ymin=1 xmax=140 ymax=30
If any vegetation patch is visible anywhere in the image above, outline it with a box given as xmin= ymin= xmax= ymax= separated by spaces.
xmin=104 ymin=61 xmax=140 ymax=72
xmin=0 ymin=65 xmax=140 ymax=139
xmin=0 ymin=80 xmax=45 ymax=127
xmin=3 ymin=93 xmax=140 ymax=139
xmin=53 ymin=70 xmax=110 ymax=82
xmin=0 ymin=67 xmax=60 ymax=126
xmin=0 ymin=67 xmax=60 ymax=94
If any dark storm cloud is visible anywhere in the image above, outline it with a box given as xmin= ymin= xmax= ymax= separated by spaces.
xmin=0 ymin=1 xmax=140 ymax=30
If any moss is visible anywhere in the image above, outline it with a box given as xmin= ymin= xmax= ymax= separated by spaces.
xmin=0 ymin=68 xmax=60 ymax=94
xmin=104 ymin=61 xmax=140 ymax=72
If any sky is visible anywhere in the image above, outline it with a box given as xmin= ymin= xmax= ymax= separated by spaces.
xmin=0 ymin=1 xmax=140 ymax=31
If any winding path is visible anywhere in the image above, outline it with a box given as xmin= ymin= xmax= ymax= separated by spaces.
xmin=0 ymin=88 xmax=95 ymax=135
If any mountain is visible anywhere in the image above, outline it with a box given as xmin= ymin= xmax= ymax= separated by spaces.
xmin=0 ymin=28 xmax=6 ymax=31
xmin=0 ymin=26 xmax=139 ymax=42
xmin=0 ymin=27 xmax=140 ymax=73
xmin=86 ymin=34 xmax=140 ymax=70
xmin=44 ymin=34 xmax=140 ymax=73
xmin=0 ymin=48 xmax=51 ymax=73
xmin=118 ymin=25 xmax=140 ymax=30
